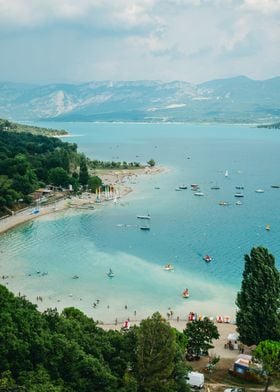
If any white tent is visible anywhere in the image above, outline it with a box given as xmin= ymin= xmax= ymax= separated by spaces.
xmin=227 ymin=332 xmax=239 ymax=342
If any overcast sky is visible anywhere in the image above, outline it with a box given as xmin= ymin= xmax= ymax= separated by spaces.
xmin=0 ymin=0 xmax=279 ymax=84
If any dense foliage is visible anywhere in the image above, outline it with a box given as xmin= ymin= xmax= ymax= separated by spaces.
xmin=183 ymin=318 xmax=219 ymax=359
xmin=236 ymin=247 xmax=280 ymax=346
xmin=88 ymin=160 xmax=141 ymax=170
xmin=254 ymin=340 xmax=280 ymax=392
xmin=0 ymin=130 xmax=81 ymax=212
xmin=0 ymin=286 xmax=189 ymax=391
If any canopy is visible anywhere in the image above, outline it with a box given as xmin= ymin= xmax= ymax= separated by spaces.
xmin=227 ymin=332 xmax=239 ymax=342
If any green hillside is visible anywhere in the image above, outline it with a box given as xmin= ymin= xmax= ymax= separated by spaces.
xmin=0 ymin=118 xmax=68 ymax=136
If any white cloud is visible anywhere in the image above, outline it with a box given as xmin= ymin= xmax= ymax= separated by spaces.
xmin=0 ymin=0 xmax=278 ymax=83
xmin=241 ymin=0 xmax=280 ymax=15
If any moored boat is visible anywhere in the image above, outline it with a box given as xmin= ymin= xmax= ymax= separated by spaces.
xmin=265 ymin=224 xmax=270 ymax=231
xmin=163 ymin=264 xmax=174 ymax=271
xmin=179 ymin=185 xmax=188 ymax=189
xmin=271 ymin=185 xmax=280 ymax=188
xmin=107 ymin=268 xmax=114 ymax=278
xmin=235 ymin=200 xmax=243 ymax=205
xmin=255 ymin=189 xmax=264 ymax=193
xmin=203 ymin=255 xmax=212 ymax=263
xmin=219 ymin=201 xmax=230 ymax=206
xmin=234 ymin=192 xmax=244 ymax=197
xmin=211 ymin=185 xmax=220 ymax=190
xmin=194 ymin=192 xmax=204 ymax=196
xmin=182 ymin=288 xmax=189 ymax=298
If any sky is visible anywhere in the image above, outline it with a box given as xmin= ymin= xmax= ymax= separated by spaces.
xmin=0 ymin=0 xmax=279 ymax=84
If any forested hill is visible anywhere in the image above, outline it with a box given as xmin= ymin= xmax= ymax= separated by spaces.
xmin=0 ymin=130 xmax=81 ymax=215
xmin=0 ymin=284 xmax=189 ymax=391
xmin=0 ymin=118 xmax=68 ymax=136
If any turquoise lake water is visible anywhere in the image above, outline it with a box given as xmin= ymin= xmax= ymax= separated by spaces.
xmin=1 ymin=122 xmax=280 ymax=323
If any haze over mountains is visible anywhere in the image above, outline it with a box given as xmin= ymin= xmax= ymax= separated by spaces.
xmin=0 ymin=76 xmax=279 ymax=123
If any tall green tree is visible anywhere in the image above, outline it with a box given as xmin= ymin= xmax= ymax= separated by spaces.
xmin=136 ymin=312 xmax=184 ymax=392
xmin=147 ymin=159 xmax=155 ymax=167
xmin=236 ymin=247 xmax=280 ymax=346
xmin=79 ymin=157 xmax=89 ymax=187
xmin=88 ymin=176 xmax=102 ymax=193
xmin=254 ymin=340 xmax=280 ymax=392
xmin=48 ymin=167 xmax=70 ymax=187
xmin=183 ymin=318 xmax=219 ymax=359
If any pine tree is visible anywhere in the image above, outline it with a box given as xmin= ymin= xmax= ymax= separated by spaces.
xmin=79 ymin=157 xmax=89 ymax=186
xmin=236 ymin=247 xmax=280 ymax=346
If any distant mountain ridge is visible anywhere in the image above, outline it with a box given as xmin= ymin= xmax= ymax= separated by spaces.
xmin=0 ymin=76 xmax=279 ymax=123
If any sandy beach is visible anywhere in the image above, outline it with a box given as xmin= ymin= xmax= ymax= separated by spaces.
xmin=0 ymin=165 xmax=165 ymax=235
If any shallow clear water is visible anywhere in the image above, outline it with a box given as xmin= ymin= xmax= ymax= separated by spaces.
xmin=1 ymin=123 xmax=280 ymax=323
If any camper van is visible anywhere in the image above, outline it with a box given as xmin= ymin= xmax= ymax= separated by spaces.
xmin=186 ymin=371 xmax=204 ymax=389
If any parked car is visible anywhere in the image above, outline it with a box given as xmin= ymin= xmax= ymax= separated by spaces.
xmin=186 ymin=371 xmax=204 ymax=389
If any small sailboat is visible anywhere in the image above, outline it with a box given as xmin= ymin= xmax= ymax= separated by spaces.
xmin=219 ymin=201 xmax=230 ymax=206
xmin=211 ymin=184 xmax=220 ymax=190
xmin=234 ymin=192 xmax=244 ymax=197
xmin=107 ymin=268 xmax=114 ymax=278
xmin=265 ymin=224 xmax=270 ymax=231
xmin=163 ymin=264 xmax=174 ymax=271
xmin=203 ymin=255 xmax=212 ymax=263
xmin=225 ymin=170 xmax=229 ymax=178
xmin=137 ymin=214 xmax=151 ymax=219
xmin=137 ymin=213 xmax=151 ymax=230
xmin=182 ymin=288 xmax=189 ymax=298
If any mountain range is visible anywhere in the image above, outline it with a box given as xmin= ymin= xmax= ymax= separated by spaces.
xmin=0 ymin=76 xmax=279 ymax=123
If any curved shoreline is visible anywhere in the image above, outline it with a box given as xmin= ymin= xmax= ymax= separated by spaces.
xmin=0 ymin=165 xmax=166 ymax=236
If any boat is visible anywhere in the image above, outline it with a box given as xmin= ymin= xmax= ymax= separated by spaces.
xmin=178 ymin=185 xmax=188 ymax=189
xmin=235 ymin=200 xmax=243 ymax=205
xmin=255 ymin=189 xmax=264 ymax=193
xmin=140 ymin=226 xmax=150 ymax=231
xmin=203 ymin=255 xmax=212 ymax=263
xmin=211 ymin=185 xmax=220 ymax=190
xmin=154 ymin=186 xmax=160 ymax=189
xmin=182 ymin=288 xmax=189 ymax=298
xmin=225 ymin=170 xmax=229 ymax=177
xmin=175 ymin=188 xmax=184 ymax=191
xmin=265 ymin=224 xmax=270 ymax=231
xmin=163 ymin=264 xmax=174 ymax=271
xmin=138 ymin=214 xmax=151 ymax=230
xmin=235 ymin=186 xmax=244 ymax=190
xmin=219 ymin=201 xmax=230 ymax=206
xmin=194 ymin=192 xmax=204 ymax=196
xmin=271 ymin=185 xmax=280 ymax=188
xmin=234 ymin=192 xmax=244 ymax=197
xmin=107 ymin=268 xmax=114 ymax=278
xmin=137 ymin=214 xmax=151 ymax=219
xmin=72 ymin=275 xmax=79 ymax=279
